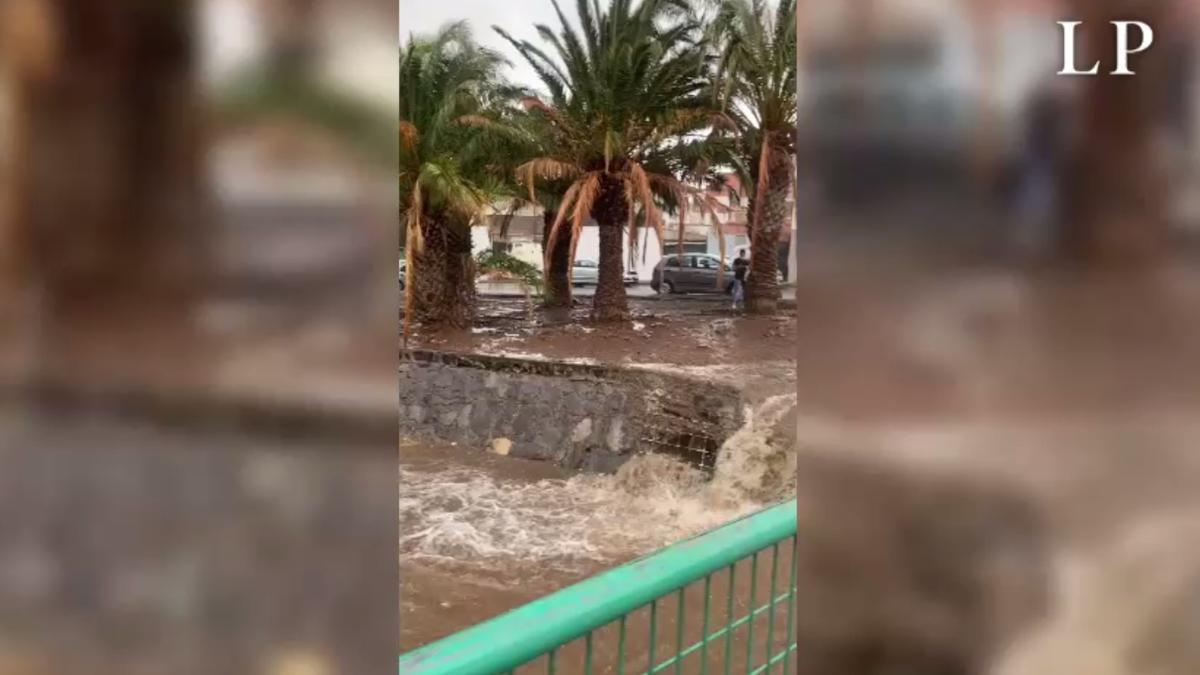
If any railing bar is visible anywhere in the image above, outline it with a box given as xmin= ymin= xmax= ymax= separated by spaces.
xmin=675 ymin=588 xmax=686 ymax=675
xmin=700 ymin=574 xmax=712 ymax=675
xmin=636 ymin=589 xmax=798 ymax=674
xmin=748 ymin=645 xmax=798 ymax=675
xmin=547 ymin=647 xmax=557 ymax=675
xmin=398 ymin=500 xmax=796 ymax=675
xmin=745 ymin=551 xmax=760 ymax=673
xmin=723 ymin=564 xmax=736 ymax=675
xmin=649 ymin=599 xmax=659 ymax=674
xmin=698 ymin=591 xmax=792 ymax=649
xmin=765 ymin=542 xmax=781 ymax=672
xmin=618 ymin=615 xmax=628 ymax=675
xmin=585 ymin=631 xmax=594 ymax=675
xmin=783 ymin=535 xmax=798 ymax=675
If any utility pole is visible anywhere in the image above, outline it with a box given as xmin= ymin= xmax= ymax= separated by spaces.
xmin=791 ymin=0 xmax=804 ymax=286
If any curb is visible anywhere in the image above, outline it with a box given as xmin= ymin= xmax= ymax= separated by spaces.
xmin=478 ymin=292 xmax=797 ymax=310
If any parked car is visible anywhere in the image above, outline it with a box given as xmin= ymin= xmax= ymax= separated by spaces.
xmin=571 ymin=259 xmax=598 ymax=286
xmin=571 ymin=259 xmax=640 ymax=286
xmin=399 ymin=259 xmax=406 ymax=290
xmin=651 ymin=254 xmax=732 ymax=294
xmin=650 ymin=254 xmax=783 ymax=293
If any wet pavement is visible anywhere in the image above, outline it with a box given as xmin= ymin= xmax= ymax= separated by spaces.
xmin=412 ymin=294 xmax=796 ymax=372
xmin=476 ymin=281 xmax=797 ymax=301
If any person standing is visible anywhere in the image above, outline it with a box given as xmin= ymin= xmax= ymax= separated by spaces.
xmin=1014 ymin=78 xmax=1074 ymax=257
xmin=731 ymin=249 xmax=749 ymax=311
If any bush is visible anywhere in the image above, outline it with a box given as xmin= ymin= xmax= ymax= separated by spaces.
xmin=475 ymin=250 xmax=543 ymax=292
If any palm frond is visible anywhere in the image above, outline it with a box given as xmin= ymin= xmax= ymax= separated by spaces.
xmin=518 ymin=157 xmax=583 ymax=183
xmin=544 ymin=177 xmax=585 ymax=278
xmin=627 ymin=162 xmax=666 ymax=246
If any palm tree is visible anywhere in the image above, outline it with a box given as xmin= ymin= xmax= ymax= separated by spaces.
xmin=8 ymin=1 xmax=210 ymax=384
xmin=536 ymin=188 xmax=575 ymax=307
xmin=496 ymin=0 xmax=715 ymax=322
xmin=400 ymin=23 xmax=520 ymax=330
xmin=708 ymin=0 xmax=796 ymax=313
xmin=500 ymin=112 xmax=576 ymax=307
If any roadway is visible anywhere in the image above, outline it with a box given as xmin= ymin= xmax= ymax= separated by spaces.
xmin=475 ymin=281 xmax=797 ymax=301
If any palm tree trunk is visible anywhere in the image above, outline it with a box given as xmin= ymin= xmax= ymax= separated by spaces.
xmin=409 ymin=213 xmax=474 ymax=328
xmin=594 ymin=221 xmax=629 ymax=321
xmin=17 ymin=0 xmax=209 ymax=386
xmin=1060 ymin=0 xmax=1169 ymax=266
xmin=591 ymin=175 xmax=630 ymax=322
xmin=747 ymin=155 xmax=791 ymax=313
xmin=542 ymin=209 xmax=572 ymax=307
xmin=443 ymin=225 xmax=475 ymax=327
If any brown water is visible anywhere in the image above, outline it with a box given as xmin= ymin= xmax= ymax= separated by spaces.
xmin=789 ymin=258 xmax=1200 ymax=675
xmin=398 ymin=394 xmax=799 ymax=653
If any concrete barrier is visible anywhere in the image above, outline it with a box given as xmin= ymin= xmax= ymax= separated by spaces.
xmin=399 ymin=350 xmax=744 ymax=472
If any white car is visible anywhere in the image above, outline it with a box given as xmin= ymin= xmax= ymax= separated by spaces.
xmin=571 ymin=259 xmax=599 ymax=286
xmin=571 ymin=259 xmax=639 ymax=286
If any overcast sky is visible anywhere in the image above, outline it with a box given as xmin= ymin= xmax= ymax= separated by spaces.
xmin=399 ymin=0 xmax=565 ymax=91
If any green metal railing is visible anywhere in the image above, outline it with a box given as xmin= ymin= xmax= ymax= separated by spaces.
xmin=399 ymin=499 xmax=798 ymax=675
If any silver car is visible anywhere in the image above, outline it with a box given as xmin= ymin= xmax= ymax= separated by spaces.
xmin=571 ymin=259 xmax=639 ymax=286
xmin=399 ymin=259 xmax=406 ymax=290
xmin=571 ymin=259 xmax=599 ymax=285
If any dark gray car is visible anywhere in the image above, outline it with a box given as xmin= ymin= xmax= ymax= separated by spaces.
xmin=650 ymin=254 xmax=733 ymax=294
xmin=650 ymin=253 xmax=784 ymax=293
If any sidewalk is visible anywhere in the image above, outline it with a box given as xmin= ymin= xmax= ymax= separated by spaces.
xmin=477 ymin=281 xmax=797 ymax=304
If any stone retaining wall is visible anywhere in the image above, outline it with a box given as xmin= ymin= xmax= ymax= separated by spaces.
xmin=399 ymin=350 xmax=744 ymax=472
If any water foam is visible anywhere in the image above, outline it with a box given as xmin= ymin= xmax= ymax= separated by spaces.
xmin=399 ymin=393 xmax=798 ymax=570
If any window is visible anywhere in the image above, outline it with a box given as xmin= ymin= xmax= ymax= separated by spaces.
xmin=574 ymin=260 xmax=597 ymax=268
xmin=664 ymin=256 xmax=681 ymax=268
xmin=695 ymin=256 xmax=715 ymax=269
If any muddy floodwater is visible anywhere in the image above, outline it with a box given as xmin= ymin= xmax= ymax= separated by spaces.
xmin=399 ymin=394 xmax=798 ymax=653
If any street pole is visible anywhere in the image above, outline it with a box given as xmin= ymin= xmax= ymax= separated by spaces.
xmin=790 ymin=0 xmax=804 ymax=286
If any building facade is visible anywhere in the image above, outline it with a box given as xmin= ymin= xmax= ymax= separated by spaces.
xmin=479 ymin=173 xmax=798 ymax=283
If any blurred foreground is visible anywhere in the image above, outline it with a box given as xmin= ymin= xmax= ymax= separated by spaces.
xmin=0 ymin=1 xmax=397 ymax=672
xmin=793 ymin=1 xmax=1200 ymax=672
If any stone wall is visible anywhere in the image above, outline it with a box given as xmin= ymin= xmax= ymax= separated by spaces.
xmin=399 ymin=350 xmax=744 ymax=473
